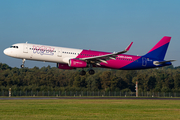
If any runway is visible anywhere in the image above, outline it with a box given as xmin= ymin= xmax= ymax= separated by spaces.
xmin=0 ymin=97 xmax=180 ymax=100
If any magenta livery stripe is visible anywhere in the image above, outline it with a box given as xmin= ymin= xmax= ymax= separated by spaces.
xmin=148 ymin=36 xmax=171 ymax=53
xmin=76 ymin=50 xmax=141 ymax=69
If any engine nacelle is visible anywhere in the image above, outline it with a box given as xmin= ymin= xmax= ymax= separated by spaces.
xmin=68 ymin=59 xmax=87 ymax=68
xmin=57 ymin=63 xmax=74 ymax=70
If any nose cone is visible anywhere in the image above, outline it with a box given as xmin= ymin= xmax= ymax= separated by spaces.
xmin=4 ymin=48 xmax=17 ymax=57
xmin=3 ymin=48 xmax=8 ymax=55
xmin=3 ymin=48 xmax=13 ymax=57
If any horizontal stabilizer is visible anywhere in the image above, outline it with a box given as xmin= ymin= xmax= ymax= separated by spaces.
xmin=153 ymin=60 xmax=176 ymax=65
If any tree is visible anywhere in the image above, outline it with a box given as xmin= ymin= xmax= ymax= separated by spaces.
xmin=100 ymin=71 xmax=111 ymax=91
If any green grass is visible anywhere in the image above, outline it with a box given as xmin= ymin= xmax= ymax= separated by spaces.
xmin=0 ymin=99 xmax=180 ymax=120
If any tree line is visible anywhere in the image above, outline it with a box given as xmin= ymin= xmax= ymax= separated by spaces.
xmin=0 ymin=63 xmax=180 ymax=92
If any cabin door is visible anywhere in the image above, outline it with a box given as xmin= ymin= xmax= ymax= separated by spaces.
xmin=57 ymin=48 xmax=62 ymax=57
xmin=23 ymin=44 xmax=28 ymax=53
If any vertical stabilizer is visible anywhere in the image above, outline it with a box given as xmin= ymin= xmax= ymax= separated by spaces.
xmin=144 ymin=36 xmax=171 ymax=60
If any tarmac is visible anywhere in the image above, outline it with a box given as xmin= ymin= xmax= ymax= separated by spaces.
xmin=0 ymin=97 xmax=180 ymax=100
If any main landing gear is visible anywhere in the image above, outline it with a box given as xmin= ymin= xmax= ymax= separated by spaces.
xmin=79 ymin=64 xmax=95 ymax=76
xmin=79 ymin=69 xmax=95 ymax=76
xmin=88 ymin=69 xmax=95 ymax=75
xmin=80 ymin=69 xmax=86 ymax=76
xmin=21 ymin=59 xmax=26 ymax=68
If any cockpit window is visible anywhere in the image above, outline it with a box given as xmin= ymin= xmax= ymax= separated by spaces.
xmin=10 ymin=46 xmax=18 ymax=48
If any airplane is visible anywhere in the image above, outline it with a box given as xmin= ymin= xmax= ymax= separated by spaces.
xmin=3 ymin=36 xmax=175 ymax=75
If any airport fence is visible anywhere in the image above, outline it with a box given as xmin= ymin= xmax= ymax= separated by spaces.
xmin=0 ymin=91 xmax=180 ymax=97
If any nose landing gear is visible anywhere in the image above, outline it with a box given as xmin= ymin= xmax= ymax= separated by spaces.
xmin=21 ymin=59 xmax=26 ymax=68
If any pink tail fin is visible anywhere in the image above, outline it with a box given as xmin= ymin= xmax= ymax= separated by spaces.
xmin=144 ymin=36 xmax=171 ymax=60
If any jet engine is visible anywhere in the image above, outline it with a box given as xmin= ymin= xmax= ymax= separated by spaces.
xmin=68 ymin=59 xmax=87 ymax=68
xmin=57 ymin=63 xmax=74 ymax=70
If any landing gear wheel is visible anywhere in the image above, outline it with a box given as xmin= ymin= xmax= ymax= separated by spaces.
xmin=21 ymin=59 xmax=26 ymax=68
xmin=80 ymin=70 xmax=86 ymax=76
xmin=89 ymin=69 xmax=95 ymax=75
xmin=21 ymin=64 xmax=24 ymax=68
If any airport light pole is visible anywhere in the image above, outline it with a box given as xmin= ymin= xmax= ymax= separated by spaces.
xmin=9 ymin=88 xmax=11 ymax=97
xmin=135 ymin=81 xmax=138 ymax=97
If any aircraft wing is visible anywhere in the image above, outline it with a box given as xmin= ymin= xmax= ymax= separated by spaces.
xmin=79 ymin=42 xmax=133 ymax=65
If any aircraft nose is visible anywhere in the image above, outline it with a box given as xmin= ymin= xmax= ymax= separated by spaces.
xmin=3 ymin=48 xmax=11 ymax=56
xmin=3 ymin=48 xmax=8 ymax=55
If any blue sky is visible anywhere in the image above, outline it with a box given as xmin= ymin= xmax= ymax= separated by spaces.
xmin=0 ymin=0 xmax=180 ymax=68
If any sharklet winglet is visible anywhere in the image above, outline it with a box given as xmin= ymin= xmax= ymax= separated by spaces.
xmin=125 ymin=42 xmax=133 ymax=51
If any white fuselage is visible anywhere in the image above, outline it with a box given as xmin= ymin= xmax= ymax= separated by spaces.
xmin=4 ymin=43 xmax=83 ymax=64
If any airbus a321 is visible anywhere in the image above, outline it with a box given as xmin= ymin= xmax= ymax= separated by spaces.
xmin=3 ymin=36 xmax=175 ymax=75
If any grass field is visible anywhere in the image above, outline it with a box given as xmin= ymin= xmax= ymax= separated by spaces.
xmin=0 ymin=98 xmax=180 ymax=120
